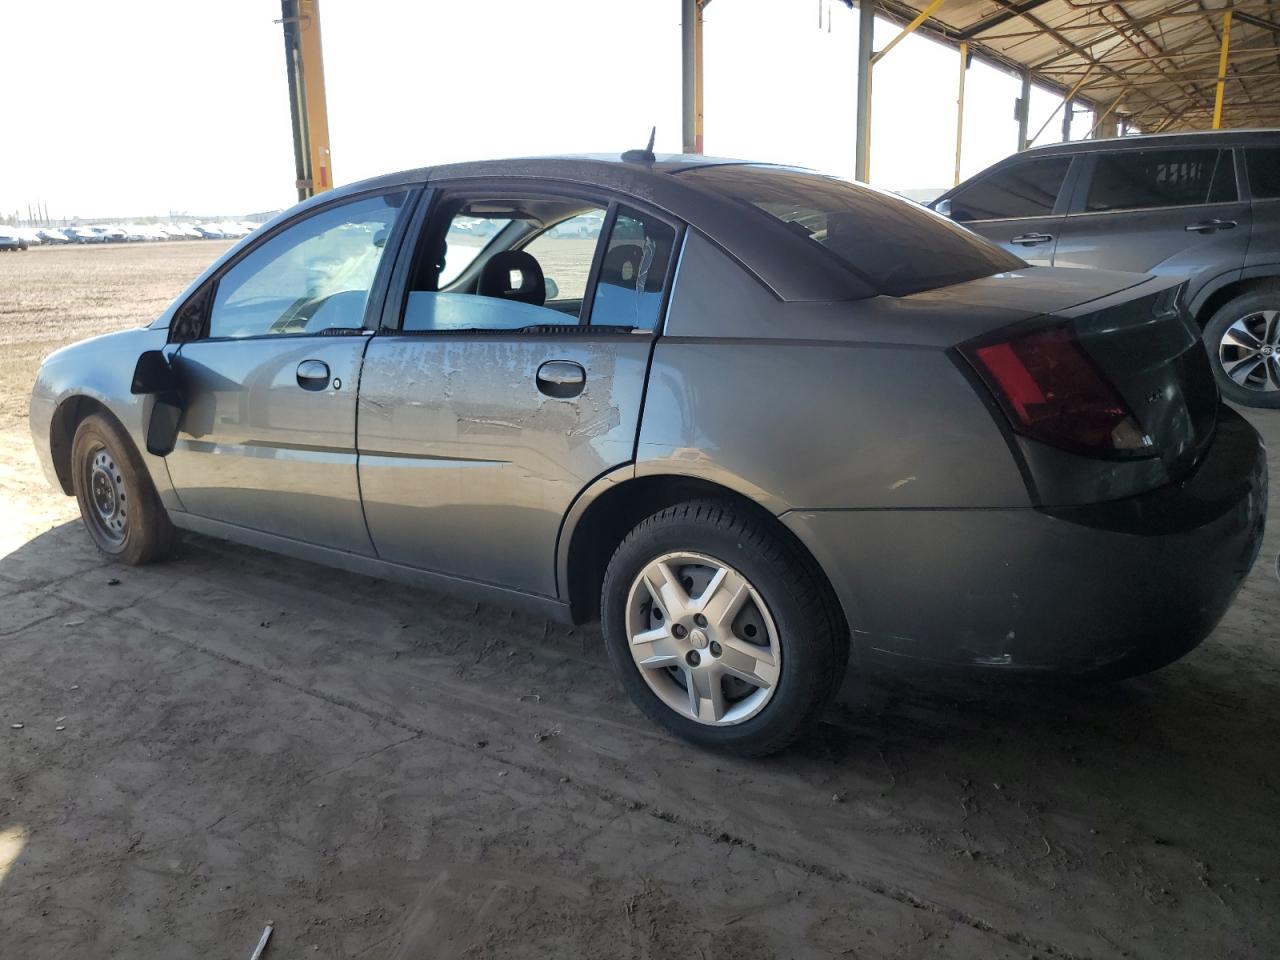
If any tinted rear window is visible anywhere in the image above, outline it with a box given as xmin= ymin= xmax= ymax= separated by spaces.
xmin=949 ymin=157 xmax=1071 ymax=221
xmin=1086 ymin=149 xmax=1235 ymax=212
xmin=1245 ymin=148 xmax=1280 ymax=199
xmin=679 ymin=166 xmax=1023 ymax=297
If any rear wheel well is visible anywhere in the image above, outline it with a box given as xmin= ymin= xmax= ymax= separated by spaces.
xmin=563 ymin=475 xmax=845 ymax=635
xmin=49 ymin=396 xmax=117 ymax=495
xmin=1195 ymin=276 xmax=1280 ymax=328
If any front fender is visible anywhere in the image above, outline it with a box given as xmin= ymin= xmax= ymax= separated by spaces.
xmin=29 ymin=327 xmax=178 ymax=504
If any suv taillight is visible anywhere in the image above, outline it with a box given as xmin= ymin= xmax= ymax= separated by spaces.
xmin=962 ymin=324 xmax=1154 ymax=457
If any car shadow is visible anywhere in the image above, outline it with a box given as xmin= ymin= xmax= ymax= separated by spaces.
xmin=3 ymin=517 xmax=1279 ymax=956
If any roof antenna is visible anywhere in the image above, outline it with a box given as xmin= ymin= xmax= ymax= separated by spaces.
xmin=621 ymin=127 xmax=657 ymax=164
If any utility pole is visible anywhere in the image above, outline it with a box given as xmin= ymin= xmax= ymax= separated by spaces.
xmin=279 ymin=0 xmax=333 ymax=201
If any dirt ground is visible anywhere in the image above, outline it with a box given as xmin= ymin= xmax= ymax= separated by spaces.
xmin=1 ymin=242 xmax=1278 ymax=959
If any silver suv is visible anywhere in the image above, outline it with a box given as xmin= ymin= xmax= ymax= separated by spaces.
xmin=932 ymin=130 xmax=1280 ymax=407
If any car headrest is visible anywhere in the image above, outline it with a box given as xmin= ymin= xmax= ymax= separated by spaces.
xmin=601 ymin=243 xmax=646 ymax=288
xmin=477 ymin=250 xmax=546 ymax=306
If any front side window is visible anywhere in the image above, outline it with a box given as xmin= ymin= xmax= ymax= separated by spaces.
xmin=1085 ymin=149 xmax=1234 ymax=213
xmin=679 ymin=165 xmax=1022 ymax=297
xmin=589 ymin=207 xmax=676 ymax=331
xmin=949 ymin=157 xmax=1071 ymax=222
xmin=1245 ymin=148 xmax=1280 ymax=199
xmin=208 ymin=192 xmax=406 ymax=339
xmin=402 ymin=196 xmax=606 ymax=332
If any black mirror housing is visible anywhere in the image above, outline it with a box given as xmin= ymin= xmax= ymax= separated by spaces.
xmin=131 ymin=350 xmax=180 ymax=394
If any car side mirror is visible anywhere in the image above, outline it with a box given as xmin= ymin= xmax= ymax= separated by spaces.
xmin=934 ymin=198 xmax=953 ymax=218
xmin=544 ymin=277 xmax=559 ymax=301
xmin=131 ymin=350 xmax=185 ymax=457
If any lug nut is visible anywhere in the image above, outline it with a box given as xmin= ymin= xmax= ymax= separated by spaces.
xmin=672 ymin=624 xmax=688 ymax=639
xmin=685 ymin=650 xmax=701 ymax=667
xmin=694 ymin=614 xmax=708 ymax=628
xmin=709 ymin=641 xmax=722 ymax=657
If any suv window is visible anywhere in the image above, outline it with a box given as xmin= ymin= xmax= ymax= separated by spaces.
xmin=1085 ymin=149 xmax=1235 ymax=212
xmin=589 ymin=207 xmax=676 ymax=331
xmin=948 ymin=157 xmax=1071 ymax=222
xmin=402 ymin=196 xmax=606 ymax=332
xmin=208 ymin=192 xmax=406 ymax=339
xmin=679 ymin=165 xmax=1022 ymax=297
xmin=1245 ymin=148 xmax=1280 ymax=199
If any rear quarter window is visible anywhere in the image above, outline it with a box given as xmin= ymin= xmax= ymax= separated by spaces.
xmin=679 ymin=165 xmax=1023 ymax=297
xmin=1245 ymin=148 xmax=1280 ymax=199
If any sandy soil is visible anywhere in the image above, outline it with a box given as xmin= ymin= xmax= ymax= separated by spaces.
xmin=1 ymin=242 xmax=1278 ymax=959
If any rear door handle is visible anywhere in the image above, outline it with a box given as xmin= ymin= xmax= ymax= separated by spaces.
xmin=1186 ymin=219 xmax=1237 ymax=233
xmin=296 ymin=359 xmax=331 ymax=391
xmin=536 ymin=360 xmax=585 ymax=399
xmin=1010 ymin=233 xmax=1054 ymax=246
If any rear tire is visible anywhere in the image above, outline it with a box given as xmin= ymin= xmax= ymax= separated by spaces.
xmin=70 ymin=413 xmax=177 ymax=564
xmin=1202 ymin=285 xmax=1280 ymax=408
xmin=601 ymin=499 xmax=848 ymax=756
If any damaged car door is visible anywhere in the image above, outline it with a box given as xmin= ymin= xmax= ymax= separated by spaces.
xmin=356 ymin=189 xmax=679 ymax=597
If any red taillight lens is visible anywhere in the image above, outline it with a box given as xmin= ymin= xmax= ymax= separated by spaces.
xmin=965 ymin=325 xmax=1153 ymax=456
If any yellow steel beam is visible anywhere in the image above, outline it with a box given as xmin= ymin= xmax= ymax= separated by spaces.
xmin=871 ymin=0 xmax=946 ymax=66
xmin=297 ymin=0 xmax=332 ymax=193
xmin=954 ymin=42 xmax=968 ymax=186
xmin=1027 ymin=64 xmax=1096 ymax=145
xmin=1213 ymin=7 xmax=1233 ymax=129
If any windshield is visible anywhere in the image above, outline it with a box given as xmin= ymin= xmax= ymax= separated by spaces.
xmin=678 ymin=165 xmax=1024 ymax=297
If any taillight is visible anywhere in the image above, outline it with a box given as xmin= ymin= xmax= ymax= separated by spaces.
xmin=962 ymin=324 xmax=1154 ymax=457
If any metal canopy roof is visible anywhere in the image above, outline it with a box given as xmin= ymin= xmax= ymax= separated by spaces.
xmin=871 ymin=0 xmax=1280 ymax=132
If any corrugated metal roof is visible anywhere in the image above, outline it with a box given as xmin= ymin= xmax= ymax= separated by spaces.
xmin=869 ymin=0 xmax=1280 ymax=131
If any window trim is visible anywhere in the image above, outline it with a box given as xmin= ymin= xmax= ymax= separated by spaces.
xmin=381 ymin=177 xmax=686 ymax=337
xmin=1066 ymin=147 xmax=1239 ymax=217
xmin=168 ymin=185 xmax=422 ymax=344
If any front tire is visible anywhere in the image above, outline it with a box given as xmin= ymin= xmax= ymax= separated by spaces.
xmin=1203 ymin=286 xmax=1280 ymax=408
xmin=70 ymin=413 xmax=176 ymax=564
xmin=601 ymin=500 xmax=848 ymax=756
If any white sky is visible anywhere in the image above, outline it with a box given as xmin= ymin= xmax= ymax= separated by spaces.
xmin=0 ymin=0 xmax=1093 ymax=221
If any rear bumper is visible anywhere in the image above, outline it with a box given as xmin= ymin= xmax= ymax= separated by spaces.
xmin=783 ymin=404 xmax=1267 ymax=673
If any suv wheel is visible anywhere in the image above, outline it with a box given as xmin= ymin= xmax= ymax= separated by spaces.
xmin=71 ymin=413 xmax=177 ymax=564
xmin=601 ymin=500 xmax=847 ymax=756
xmin=1203 ymin=286 xmax=1280 ymax=408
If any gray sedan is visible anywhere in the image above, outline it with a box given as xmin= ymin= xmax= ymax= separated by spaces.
xmin=29 ymin=156 xmax=1268 ymax=755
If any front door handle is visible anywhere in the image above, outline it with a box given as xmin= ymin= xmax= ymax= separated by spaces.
xmin=536 ymin=360 xmax=585 ymax=399
xmin=1186 ymin=219 xmax=1237 ymax=233
xmin=1011 ymin=233 xmax=1054 ymax=246
xmin=296 ymin=359 xmax=331 ymax=391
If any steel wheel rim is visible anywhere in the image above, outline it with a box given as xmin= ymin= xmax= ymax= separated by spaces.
xmin=625 ymin=551 xmax=782 ymax=727
xmin=84 ymin=445 xmax=128 ymax=545
xmin=1218 ymin=310 xmax=1280 ymax=393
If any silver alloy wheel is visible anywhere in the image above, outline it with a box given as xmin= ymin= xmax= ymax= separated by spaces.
xmin=85 ymin=446 xmax=128 ymax=545
xmin=1218 ymin=310 xmax=1280 ymax=393
xmin=625 ymin=551 xmax=781 ymax=726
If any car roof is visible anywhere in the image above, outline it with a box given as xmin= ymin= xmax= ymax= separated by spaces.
xmin=1022 ymin=128 xmax=1280 ymax=158
xmin=313 ymin=154 xmax=878 ymax=302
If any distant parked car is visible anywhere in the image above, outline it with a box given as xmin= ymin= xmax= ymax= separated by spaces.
xmin=37 ymin=228 xmax=70 ymax=244
xmin=67 ymin=227 xmax=105 ymax=244
xmin=27 ymin=155 xmax=1268 ymax=755
xmin=931 ymin=129 xmax=1280 ymax=407
xmin=195 ymin=223 xmax=225 ymax=239
xmin=97 ymin=226 xmax=128 ymax=243
xmin=0 ymin=227 xmax=24 ymax=251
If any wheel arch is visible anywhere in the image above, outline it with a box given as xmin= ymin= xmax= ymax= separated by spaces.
xmin=559 ymin=472 xmax=847 ymax=637
xmin=1193 ymin=273 xmax=1280 ymax=328
xmin=49 ymin=395 xmax=128 ymax=495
